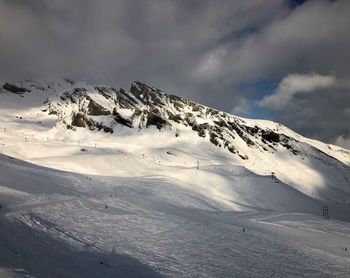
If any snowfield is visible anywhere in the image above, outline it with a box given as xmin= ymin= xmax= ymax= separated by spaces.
xmin=0 ymin=79 xmax=350 ymax=277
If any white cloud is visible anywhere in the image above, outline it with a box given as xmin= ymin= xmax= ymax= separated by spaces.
xmin=259 ymin=73 xmax=336 ymax=109
xmin=335 ymin=135 xmax=350 ymax=150
xmin=193 ymin=48 xmax=227 ymax=81
xmin=230 ymin=97 xmax=249 ymax=116
xmin=191 ymin=0 xmax=350 ymax=89
xmin=0 ymin=0 xmax=349 ymax=145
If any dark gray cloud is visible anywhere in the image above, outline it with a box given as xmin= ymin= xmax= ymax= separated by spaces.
xmin=259 ymin=75 xmax=350 ymax=148
xmin=0 ymin=0 xmax=349 ymax=148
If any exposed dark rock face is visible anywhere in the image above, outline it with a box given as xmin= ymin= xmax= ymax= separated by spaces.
xmin=87 ymin=98 xmax=111 ymax=116
xmin=71 ymin=112 xmax=94 ymax=128
xmin=192 ymin=123 xmax=209 ymax=138
xmin=3 ymin=82 xmax=31 ymax=94
xmin=146 ymin=113 xmax=171 ymax=130
xmin=71 ymin=112 xmax=113 ymax=133
xmin=40 ymin=80 xmax=309 ymax=160
xmin=113 ymin=109 xmax=133 ymax=128
xmin=261 ymin=130 xmax=280 ymax=143
xmin=64 ymin=78 xmax=75 ymax=85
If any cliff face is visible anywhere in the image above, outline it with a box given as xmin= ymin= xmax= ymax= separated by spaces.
xmin=10 ymin=80 xmax=309 ymax=161
xmin=1 ymin=78 xmax=350 ymax=206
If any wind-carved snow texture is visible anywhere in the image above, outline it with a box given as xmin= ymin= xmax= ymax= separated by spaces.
xmin=1 ymin=79 xmax=350 ymax=277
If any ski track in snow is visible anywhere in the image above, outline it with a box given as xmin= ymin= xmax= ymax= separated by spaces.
xmin=1 ymin=79 xmax=350 ymax=277
xmin=1 ymin=154 xmax=350 ymax=277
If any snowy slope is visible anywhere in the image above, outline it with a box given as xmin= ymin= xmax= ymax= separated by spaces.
xmin=0 ymin=79 xmax=349 ymax=206
xmin=1 ymin=154 xmax=350 ymax=277
xmin=1 ymin=79 xmax=350 ymax=277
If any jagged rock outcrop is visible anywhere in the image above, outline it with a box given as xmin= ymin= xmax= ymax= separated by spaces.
xmin=33 ymin=80 xmax=312 ymax=160
xmin=2 ymin=79 xmax=345 ymax=163
xmin=2 ymin=82 xmax=31 ymax=94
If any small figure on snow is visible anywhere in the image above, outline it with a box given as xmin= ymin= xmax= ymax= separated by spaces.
xmin=242 ymin=228 xmax=245 ymax=232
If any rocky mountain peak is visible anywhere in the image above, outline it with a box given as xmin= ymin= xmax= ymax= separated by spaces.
xmin=1 ymin=79 xmax=349 ymax=168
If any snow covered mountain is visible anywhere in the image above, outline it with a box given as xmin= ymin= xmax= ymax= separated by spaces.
xmin=1 ymin=79 xmax=350 ymax=277
xmin=1 ymin=78 xmax=350 ymax=206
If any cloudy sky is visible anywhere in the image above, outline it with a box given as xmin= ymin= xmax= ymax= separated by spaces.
xmin=1 ymin=0 xmax=349 ymax=148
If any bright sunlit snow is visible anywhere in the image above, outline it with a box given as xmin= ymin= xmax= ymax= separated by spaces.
xmin=0 ymin=79 xmax=350 ymax=277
